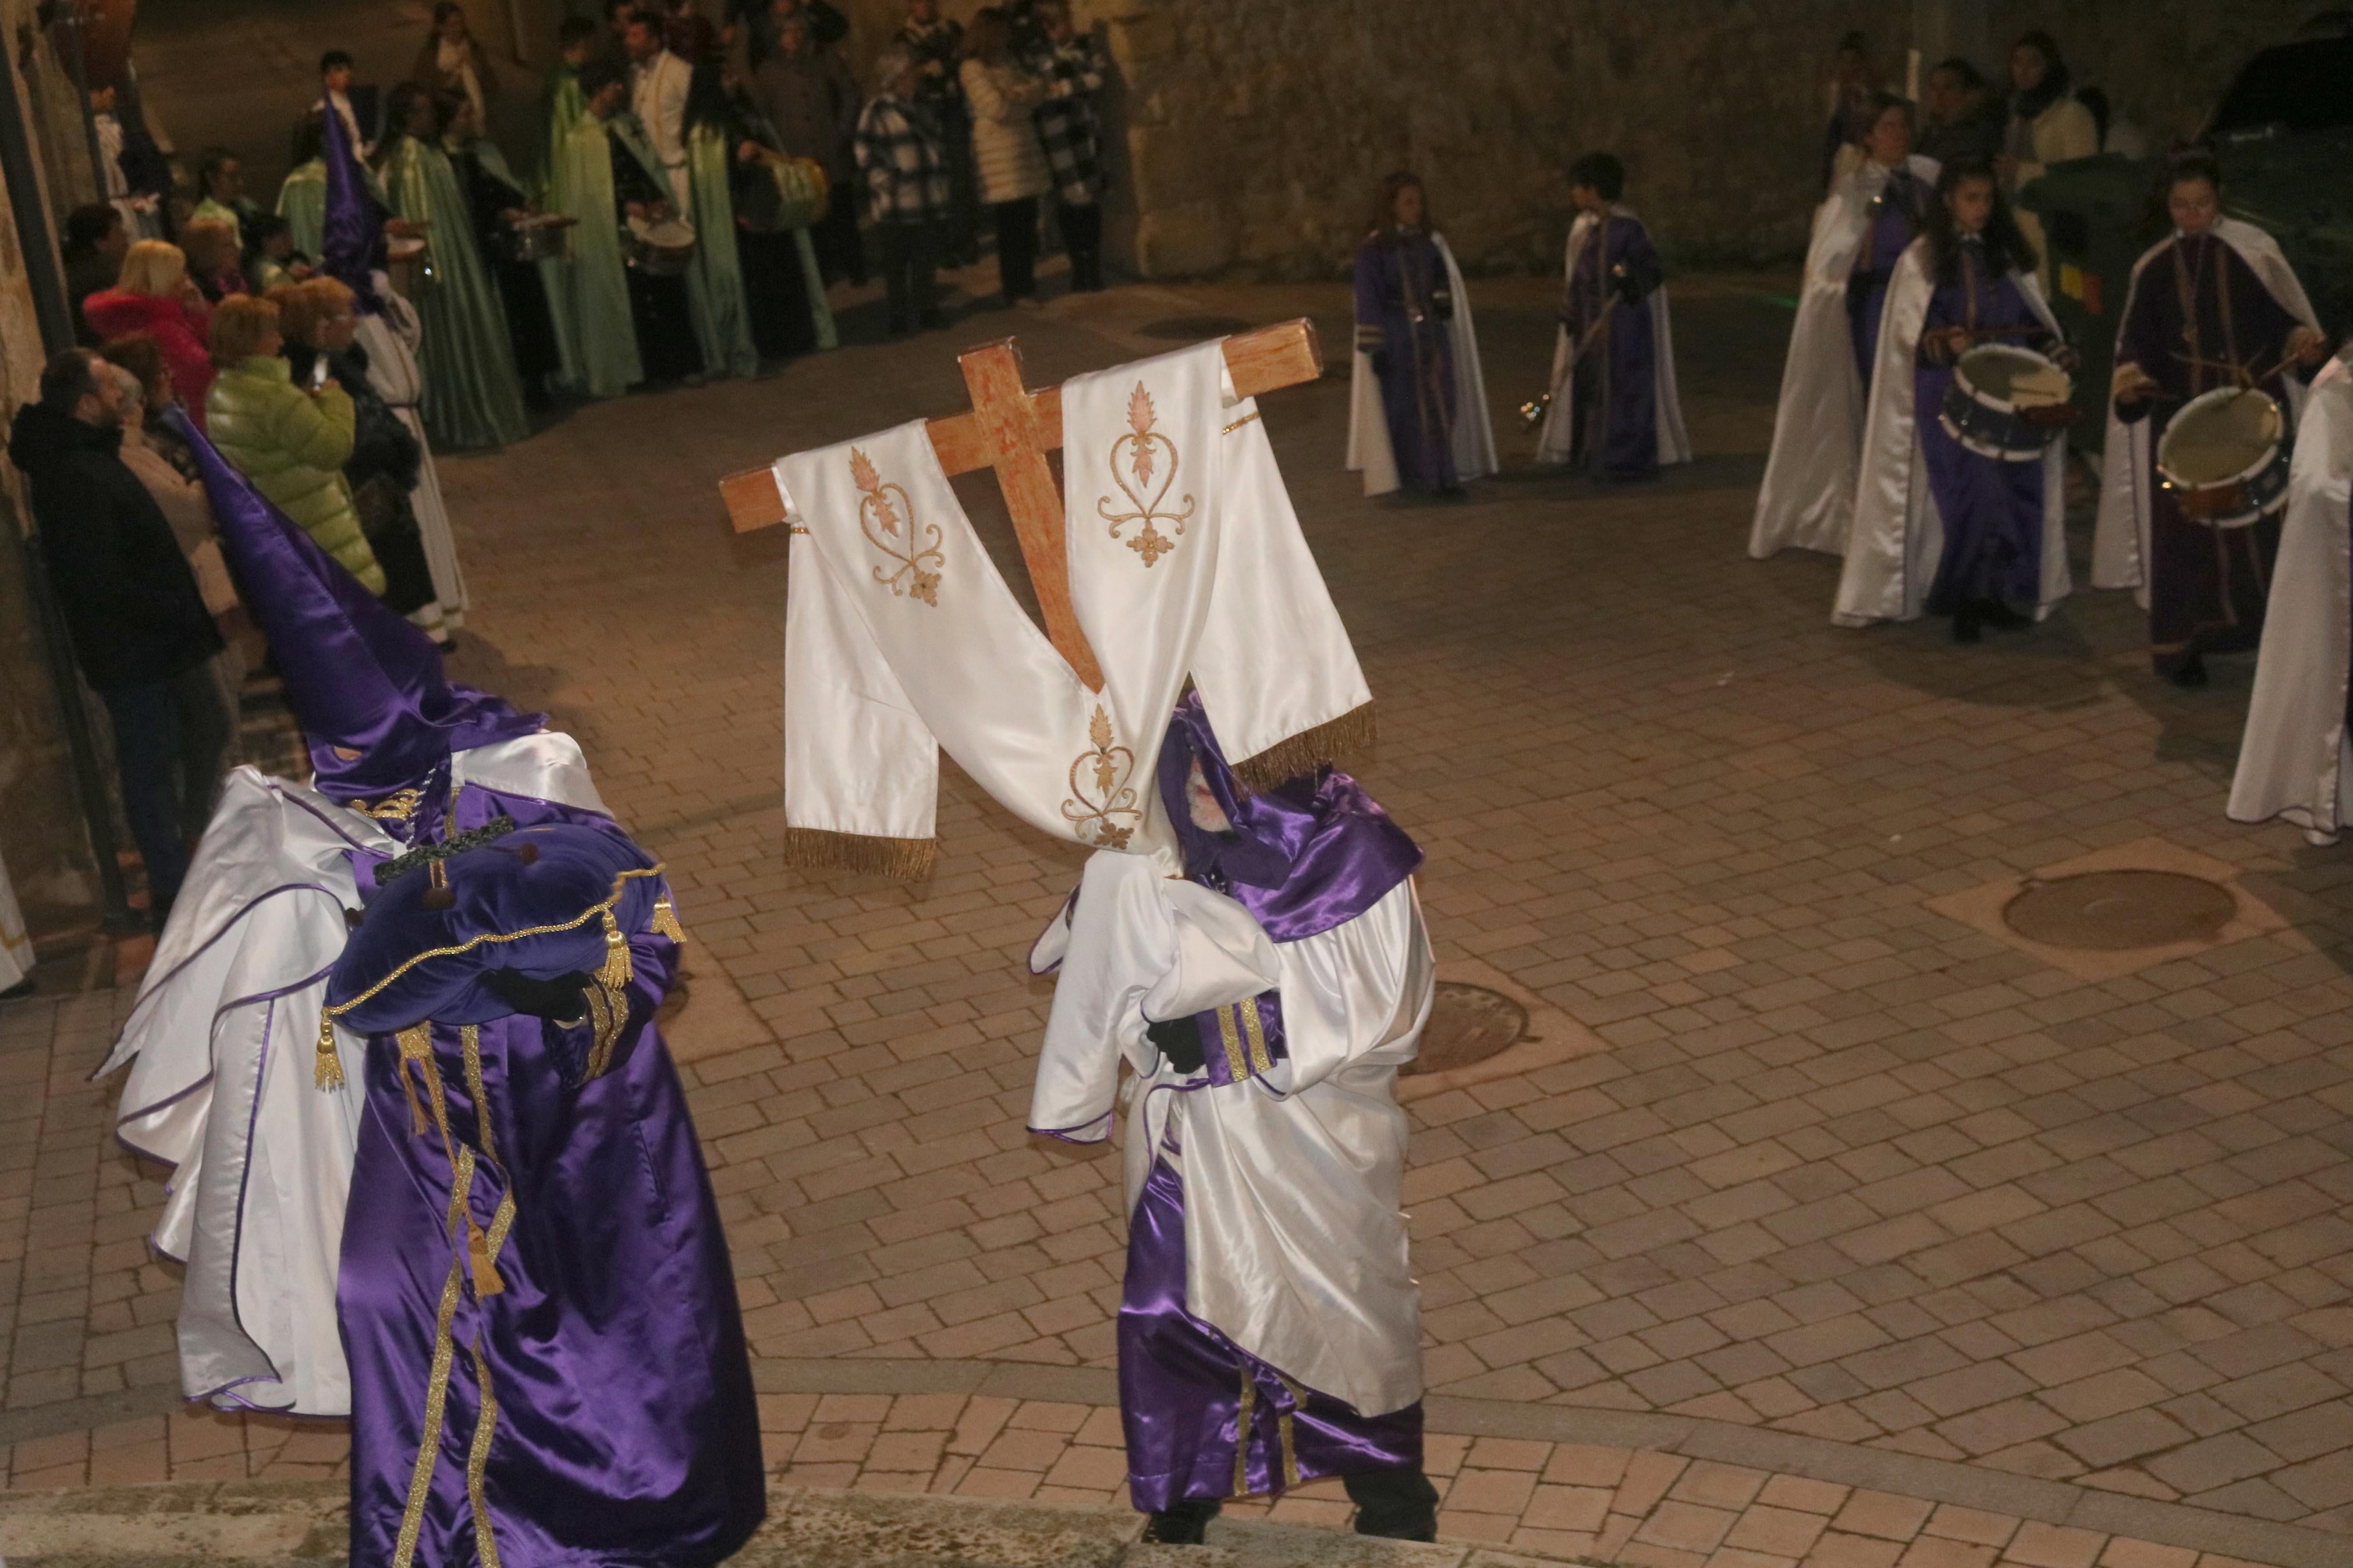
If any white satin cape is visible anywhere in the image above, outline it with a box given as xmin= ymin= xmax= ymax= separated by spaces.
xmin=356 ymin=274 xmax=470 ymax=629
xmin=97 ymin=733 xmax=609 ymax=1416
xmin=782 ymin=339 xmax=1371 ymax=863
xmin=1534 ymin=205 xmax=1692 ymax=470
xmin=2090 ymin=220 xmax=2322 ymax=606
xmin=1026 ymin=852 xmax=1433 ymax=1418
xmin=2229 ymin=350 xmax=2353 ymax=843
xmin=1832 ymin=239 xmax=2072 ymax=627
xmin=0 ymin=847 xmax=31 ymax=991
xmin=1345 ymin=233 xmax=1498 ymax=497
xmin=1750 ymin=155 xmax=1941 ymax=559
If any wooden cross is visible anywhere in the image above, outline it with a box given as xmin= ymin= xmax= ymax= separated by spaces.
xmin=717 ymin=320 xmax=1326 ymax=692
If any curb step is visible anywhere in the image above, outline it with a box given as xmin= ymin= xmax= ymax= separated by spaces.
xmin=0 ymin=1481 xmax=1606 ymax=1568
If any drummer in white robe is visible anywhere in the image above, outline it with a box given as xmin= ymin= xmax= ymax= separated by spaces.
xmin=1833 ymin=159 xmax=2072 ymax=636
xmin=2231 ymin=346 xmax=2353 ymax=841
xmin=1752 ymin=101 xmax=1938 ymax=559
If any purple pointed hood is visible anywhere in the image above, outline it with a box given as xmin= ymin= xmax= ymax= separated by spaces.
xmin=164 ymin=406 xmax=542 ymax=801
xmin=321 ymin=97 xmax=389 ymax=312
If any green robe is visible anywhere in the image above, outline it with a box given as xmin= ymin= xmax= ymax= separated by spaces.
xmin=276 ymin=160 xmax=326 ymax=261
xmin=382 ymin=134 xmax=530 ymax=450
xmin=553 ymin=115 xmax=643 ymax=399
xmin=461 ymin=134 xmax=583 ymax=394
xmin=685 ymin=123 xmax=760 ymax=381
xmin=541 ymin=66 xmax=588 ymax=196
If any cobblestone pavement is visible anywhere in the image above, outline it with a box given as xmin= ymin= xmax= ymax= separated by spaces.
xmin=2 ymin=275 xmax=2351 ymax=1567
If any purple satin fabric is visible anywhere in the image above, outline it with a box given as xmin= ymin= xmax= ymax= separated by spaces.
xmin=322 ymin=98 xmax=390 ymax=314
xmin=1120 ymin=1155 xmax=1422 ymax=1512
xmin=1158 ymin=692 xmax=1421 ymax=944
xmin=166 ymin=407 xmax=542 ymax=801
xmin=340 ymin=929 xmax=765 ymax=1568
xmin=1563 ymin=215 xmax=1663 ymax=482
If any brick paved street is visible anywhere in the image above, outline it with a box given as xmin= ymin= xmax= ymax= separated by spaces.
xmin=3 ymin=273 xmax=2351 ymax=1566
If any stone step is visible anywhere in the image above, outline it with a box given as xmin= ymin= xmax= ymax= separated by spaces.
xmin=0 ymin=1480 xmax=1583 ymax=1568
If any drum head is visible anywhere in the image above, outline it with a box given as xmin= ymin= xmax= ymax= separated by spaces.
xmin=387 ymin=236 xmax=426 ymax=259
xmin=1957 ymin=344 xmax=2070 ymax=410
xmin=2159 ymin=387 xmax=2283 ymax=489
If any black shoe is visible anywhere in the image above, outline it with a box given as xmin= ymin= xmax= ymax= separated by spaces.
xmin=1345 ymin=1466 xmax=1440 ymax=1542
xmin=1977 ymin=598 xmax=2028 ymax=628
xmin=1953 ymin=609 xmax=1982 ymax=643
xmin=1140 ymin=1498 xmax=1221 ymax=1545
xmin=2170 ymin=655 xmax=2209 ymax=688
xmin=1 ymin=979 xmax=33 ymax=1002
xmin=886 ymin=315 xmax=909 ymax=336
xmin=918 ymin=309 xmax=947 ymax=330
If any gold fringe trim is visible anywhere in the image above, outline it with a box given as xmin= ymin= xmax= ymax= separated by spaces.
xmin=1229 ymin=702 xmax=1378 ymax=796
xmin=783 ymin=826 xmax=938 ymax=881
xmin=314 ymin=1014 xmax=346 ymax=1091
xmin=651 ymin=896 xmax=686 ymax=945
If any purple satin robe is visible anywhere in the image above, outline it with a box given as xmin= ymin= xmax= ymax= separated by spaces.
xmin=1354 ymin=229 xmax=1458 ymax=493
xmin=1561 ymin=214 xmax=1665 ymax=481
xmin=1921 ymin=249 xmax=2052 ymax=615
xmin=2117 ymin=232 xmax=2309 ymax=675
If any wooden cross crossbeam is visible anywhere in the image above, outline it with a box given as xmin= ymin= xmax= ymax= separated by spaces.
xmin=717 ymin=319 xmax=1325 ymax=692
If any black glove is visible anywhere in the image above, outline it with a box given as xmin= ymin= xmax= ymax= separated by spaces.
xmin=484 ymin=968 xmax=594 ymax=1023
xmin=1368 ymin=350 xmax=1391 ymax=381
xmin=1430 ymin=285 xmax=1454 ymax=323
xmin=1145 ymin=1015 xmax=1205 ymax=1074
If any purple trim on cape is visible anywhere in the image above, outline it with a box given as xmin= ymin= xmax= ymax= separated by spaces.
xmin=225 ymin=997 xmax=278 ymax=1377
xmin=165 ymin=407 xmax=543 ymax=801
xmin=1120 ymin=1156 xmax=1421 ymax=1511
xmin=106 ymin=882 xmax=345 ymax=1083
xmin=321 ymin=98 xmax=389 ymax=312
xmin=1158 ymin=692 xmax=1421 ymax=943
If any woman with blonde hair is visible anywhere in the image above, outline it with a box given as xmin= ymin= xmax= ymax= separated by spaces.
xmin=83 ymin=240 xmax=218 ymax=425
xmin=203 ymin=293 xmax=385 ymax=595
xmin=960 ymin=8 xmax=1048 ymax=307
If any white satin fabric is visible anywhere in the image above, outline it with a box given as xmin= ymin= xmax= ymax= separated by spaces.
xmin=1832 ymin=240 xmax=2071 ymax=627
xmin=357 ymin=276 xmax=469 ymax=627
xmin=1345 ymin=234 xmax=1498 ymax=497
xmin=0 ymin=846 xmax=32 ymax=991
xmin=1750 ymin=155 xmax=1941 ymax=559
xmin=2230 ymin=351 xmax=2353 ymax=843
xmin=1027 ymin=852 xmax=1433 ymax=1418
xmin=1535 ymin=205 xmax=1692 ymax=470
xmin=781 ymin=339 xmax=1372 ymax=856
xmin=2090 ymin=221 xmax=2322 ymax=606
xmin=98 ymin=735 xmax=610 ymax=1416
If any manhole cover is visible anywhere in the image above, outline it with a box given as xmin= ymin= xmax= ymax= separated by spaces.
xmin=1137 ymin=314 xmax=1256 ymax=340
xmin=1403 ymin=983 xmax=1529 ymax=1076
xmin=2001 ymin=870 xmax=2237 ymax=952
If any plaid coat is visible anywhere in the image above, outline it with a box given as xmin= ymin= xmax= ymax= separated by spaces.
xmin=853 ymin=95 xmax=950 ymax=225
xmin=1029 ymin=40 xmax=1105 ymax=207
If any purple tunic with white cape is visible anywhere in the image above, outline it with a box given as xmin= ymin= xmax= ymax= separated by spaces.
xmin=1353 ymin=229 xmax=1458 ymax=493
xmin=1919 ymin=244 xmax=2057 ymax=614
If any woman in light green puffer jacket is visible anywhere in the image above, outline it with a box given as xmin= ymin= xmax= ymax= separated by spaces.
xmin=202 ymin=294 xmax=386 ymax=595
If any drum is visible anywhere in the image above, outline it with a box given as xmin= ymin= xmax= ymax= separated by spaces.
xmin=1939 ymin=344 xmax=2077 ymax=461
xmin=626 ymin=215 xmax=697 ymax=276
xmin=2157 ymin=386 xmax=2290 ymax=529
xmin=385 ymin=234 xmax=428 ymax=300
xmin=504 ymin=212 xmax=573 ymax=264
xmin=737 ymin=154 xmax=830 ymax=234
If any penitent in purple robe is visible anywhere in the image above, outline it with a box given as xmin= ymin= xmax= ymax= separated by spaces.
xmin=2116 ymin=231 xmax=2311 ymax=677
xmin=1353 ymin=228 xmax=1458 ymax=493
xmin=1561 ymin=214 xmax=1667 ymax=481
xmin=1922 ymin=241 xmax=2057 ymax=615
xmin=1849 ymin=168 xmax=1932 ymax=387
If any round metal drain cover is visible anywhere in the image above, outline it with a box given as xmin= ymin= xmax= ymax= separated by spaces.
xmin=1403 ymin=983 xmax=1529 ymax=1076
xmin=1137 ymin=314 xmax=1256 ymax=340
xmin=2001 ymin=870 xmax=2237 ymax=952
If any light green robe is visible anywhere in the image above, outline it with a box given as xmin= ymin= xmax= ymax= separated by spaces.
xmin=685 ymin=123 xmax=759 ymax=381
xmin=276 ymin=161 xmax=326 ymax=260
xmin=460 ymin=134 xmax=583 ymax=394
xmin=553 ymin=116 xmax=643 ymax=399
xmin=382 ymin=135 xmax=530 ymax=450
xmin=542 ymin=67 xmax=588 ymax=196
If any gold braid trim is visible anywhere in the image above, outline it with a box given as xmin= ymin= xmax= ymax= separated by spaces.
xmin=1274 ymin=1373 xmax=1305 ymax=1490
xmin=465 ymin=1335 xmax=503 ymax=1568
xmin=1240 ymin=997 xmax=1274 ymax=1078
xmin=1231 ymin=1368 xmax=1256 ymax=1498
xmin=1229 ymin=703 xmax=1378 ymax=797
xmin=392 ymin=1153 xmax=474 ymax=1568
xmin=314 ymin=866 xmax=669 ymax=1087
xmin=1215 ymin=1005 xmax=1248 ymax=1083
xmin=782 ymin=826 xmax=937 ymax=881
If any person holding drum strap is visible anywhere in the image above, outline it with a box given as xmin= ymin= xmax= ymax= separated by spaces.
xmin=1833 ymin=159 xmax=2074 ymax=637
xmin=2109 ymin=154 xmax=2331 ymax=688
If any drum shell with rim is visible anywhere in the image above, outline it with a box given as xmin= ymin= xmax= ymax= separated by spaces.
xmin=2156 ymin=386 xmax=2291 ymax=530
xmin=1938 ymin=344 xmax=2075 ymax=462
xmin=625 ymin=215 xmax=697 ymax=276
xmin=503 ymin=215 xmax=572 ymax=264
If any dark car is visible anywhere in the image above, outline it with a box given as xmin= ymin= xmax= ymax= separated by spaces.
xmin=2020 ymin=17 xmax=2353 ymax=444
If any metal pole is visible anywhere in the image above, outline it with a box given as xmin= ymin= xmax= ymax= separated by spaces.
xmin=0 ymin=32 xmax=137 ymax=930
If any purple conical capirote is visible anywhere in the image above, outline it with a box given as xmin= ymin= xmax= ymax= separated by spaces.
xmin=321 ymin=95 xmax=389 ymax=312
xmin=164 ymin=405 xmax=542 ymax=800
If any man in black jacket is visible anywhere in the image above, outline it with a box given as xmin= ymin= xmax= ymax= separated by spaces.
xmin=9 ymin=349 xmax=229 ymax=927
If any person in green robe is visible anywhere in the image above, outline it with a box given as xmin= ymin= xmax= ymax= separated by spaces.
xmin=441 ymin=97 xmax=581 ymax=399
xmin=277 ymin=117 xmax=328 ymax=261
xmin=552 ymin=63 xmax=648 ymax=399
xmin=540 ymin=18 xmax=596 ymax=197
xmin=683 ymin=71 xmax=760 ymax=381
xmin=376 ymin=84 xmax=531 ymax=450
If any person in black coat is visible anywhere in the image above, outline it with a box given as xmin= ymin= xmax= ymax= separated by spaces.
xmin=9 ymin=349 xmax=230 ymax=926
